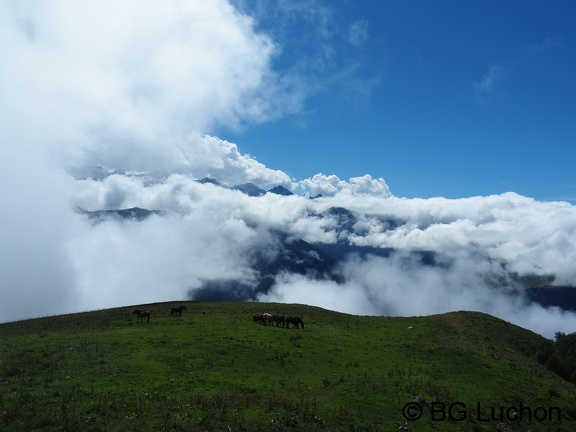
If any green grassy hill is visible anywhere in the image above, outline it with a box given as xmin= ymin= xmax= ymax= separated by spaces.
xmin=0 ymin=301 xmax=574 ymax=431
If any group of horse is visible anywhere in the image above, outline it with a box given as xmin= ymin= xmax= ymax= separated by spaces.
xmin=133 ymin=307 xmax=304 ymax=329
xmin=252 ymin=313 xmax=304 ymax=329
xmin=132 ymin=306 xmax=187 ymax=322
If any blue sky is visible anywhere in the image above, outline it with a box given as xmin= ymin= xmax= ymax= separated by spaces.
xmin=225 ymin=1 xmax=576 ymax=201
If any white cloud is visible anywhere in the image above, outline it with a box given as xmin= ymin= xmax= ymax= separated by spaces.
xmin=72 ymin=173 xmax=576 ymax=291
xmin=0 ymin=0 xmax=303 ymax=172
xmin=261 ymin=252 xmax=576 ymax=338
xmin=0 ymin=155 xmax=81 ymax=320
xmin=70 ymin=210 xmax=261 ymax=311
xmin=259 ymin=273 xmax=378 ymax=315
xmin=189 ymin=135 xmax=292 ymax=188
xmin=297 ymin=173 xmax=391 ymax=197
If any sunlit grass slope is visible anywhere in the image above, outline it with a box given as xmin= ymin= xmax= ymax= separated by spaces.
xmin=0 ymin=301 xmax=575 ymax=431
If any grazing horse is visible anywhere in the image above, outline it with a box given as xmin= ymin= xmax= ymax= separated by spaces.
xmin=262 ymin=313 xmax=274 ymax=326
xmin=286 ymin=316 xmax=304 ymax=329
xmin=170 ymin=306 xmax=187 ymax=316
xmin=252 ymin=313 xmax=264 ymax=324
xmin=133 ymin=309 xmax=150 ymax=323
xmin=273 ymin=314 xmax=285 ymax=328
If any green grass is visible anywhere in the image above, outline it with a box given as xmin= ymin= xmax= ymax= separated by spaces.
xmin=0 ymin=301 xmax=575 ymax=431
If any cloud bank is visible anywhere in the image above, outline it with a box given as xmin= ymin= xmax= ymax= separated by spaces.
xmin=1 ymin=1 xmax=576 ymax=339
xmin=66 ymin=172 xmax=576 ymax=337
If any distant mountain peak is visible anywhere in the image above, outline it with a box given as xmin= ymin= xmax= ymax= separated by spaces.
xmin=67 ymin=165 xmax=116 ymax=181
xmin=198 ymin=177 xmax=221 ymax=186
xmin=77 ymin=207 xmax=164 ymax=222
xmin=233 ymin=183 xmax=267 ymax=197
xmin=268 ymin=185 xmax=293 ymax=196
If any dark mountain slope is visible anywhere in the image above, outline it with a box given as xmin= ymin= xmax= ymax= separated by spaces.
xmin=268 ymin=185 xmax=293 ymax=196
xmin=78 ymin=207 xmax=165 ymax=222
xmin=232 ymin=182 xmax=267 ymax=196
xmin=526 ymin=287 xmax=576 ymax=312
xmin=191 ymin=233 xmax=338 ymax=301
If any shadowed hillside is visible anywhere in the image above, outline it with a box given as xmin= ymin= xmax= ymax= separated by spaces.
xmin=0 ymin=302 xmax=574 ymax=431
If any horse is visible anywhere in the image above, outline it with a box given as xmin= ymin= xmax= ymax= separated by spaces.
xmin=170 ymin=306 xmax=187 ymax=316
xmin=252 ymin=313 xmax=264 ymax=324
xmin=286 ymin=316 xmax=304 ymax=329
xmin=273 ymin=314 xmax=285 ymax=328
xmin=262 ymin=313 xmax=275 ymax=326
xmin=133 ymin=309 xmax=150 ymax=323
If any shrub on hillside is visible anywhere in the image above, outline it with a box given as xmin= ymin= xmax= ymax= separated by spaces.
xmin=537 ymin=331 xmax=576 ymax=383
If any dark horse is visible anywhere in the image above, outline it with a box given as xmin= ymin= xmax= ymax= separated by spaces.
xmin=133 ymin=309 xmax=150 ymax=323
xmin=286 ymin=316 xmax=304 ymax=329
xmin=170 ymin=306 xmax=187 ymax=316
xmin=273 ymin=314 xmax=285 ymax=327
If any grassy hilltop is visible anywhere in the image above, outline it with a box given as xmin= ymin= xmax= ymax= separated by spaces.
xmin=0 ymin=301 xmax=575 ymax=431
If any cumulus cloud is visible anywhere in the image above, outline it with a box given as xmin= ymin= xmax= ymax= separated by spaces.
xmin=189 ymin=135 xmax=292 ymax=188
xmin=0 ymin=0 xmax=303 ymax=172
xmin=297 ymin=173 xmax=391 ymax=197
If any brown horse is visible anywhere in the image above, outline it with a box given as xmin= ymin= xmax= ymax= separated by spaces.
xmin=170 ymin=306 xmax=187 ymax=316
xmin=286 ymin=316 xmax=304 ymax=329
xmin=133 ymin=309 xmax=150 ymax=323
xmin=252 ymin=313 xmax=264 ymax=324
